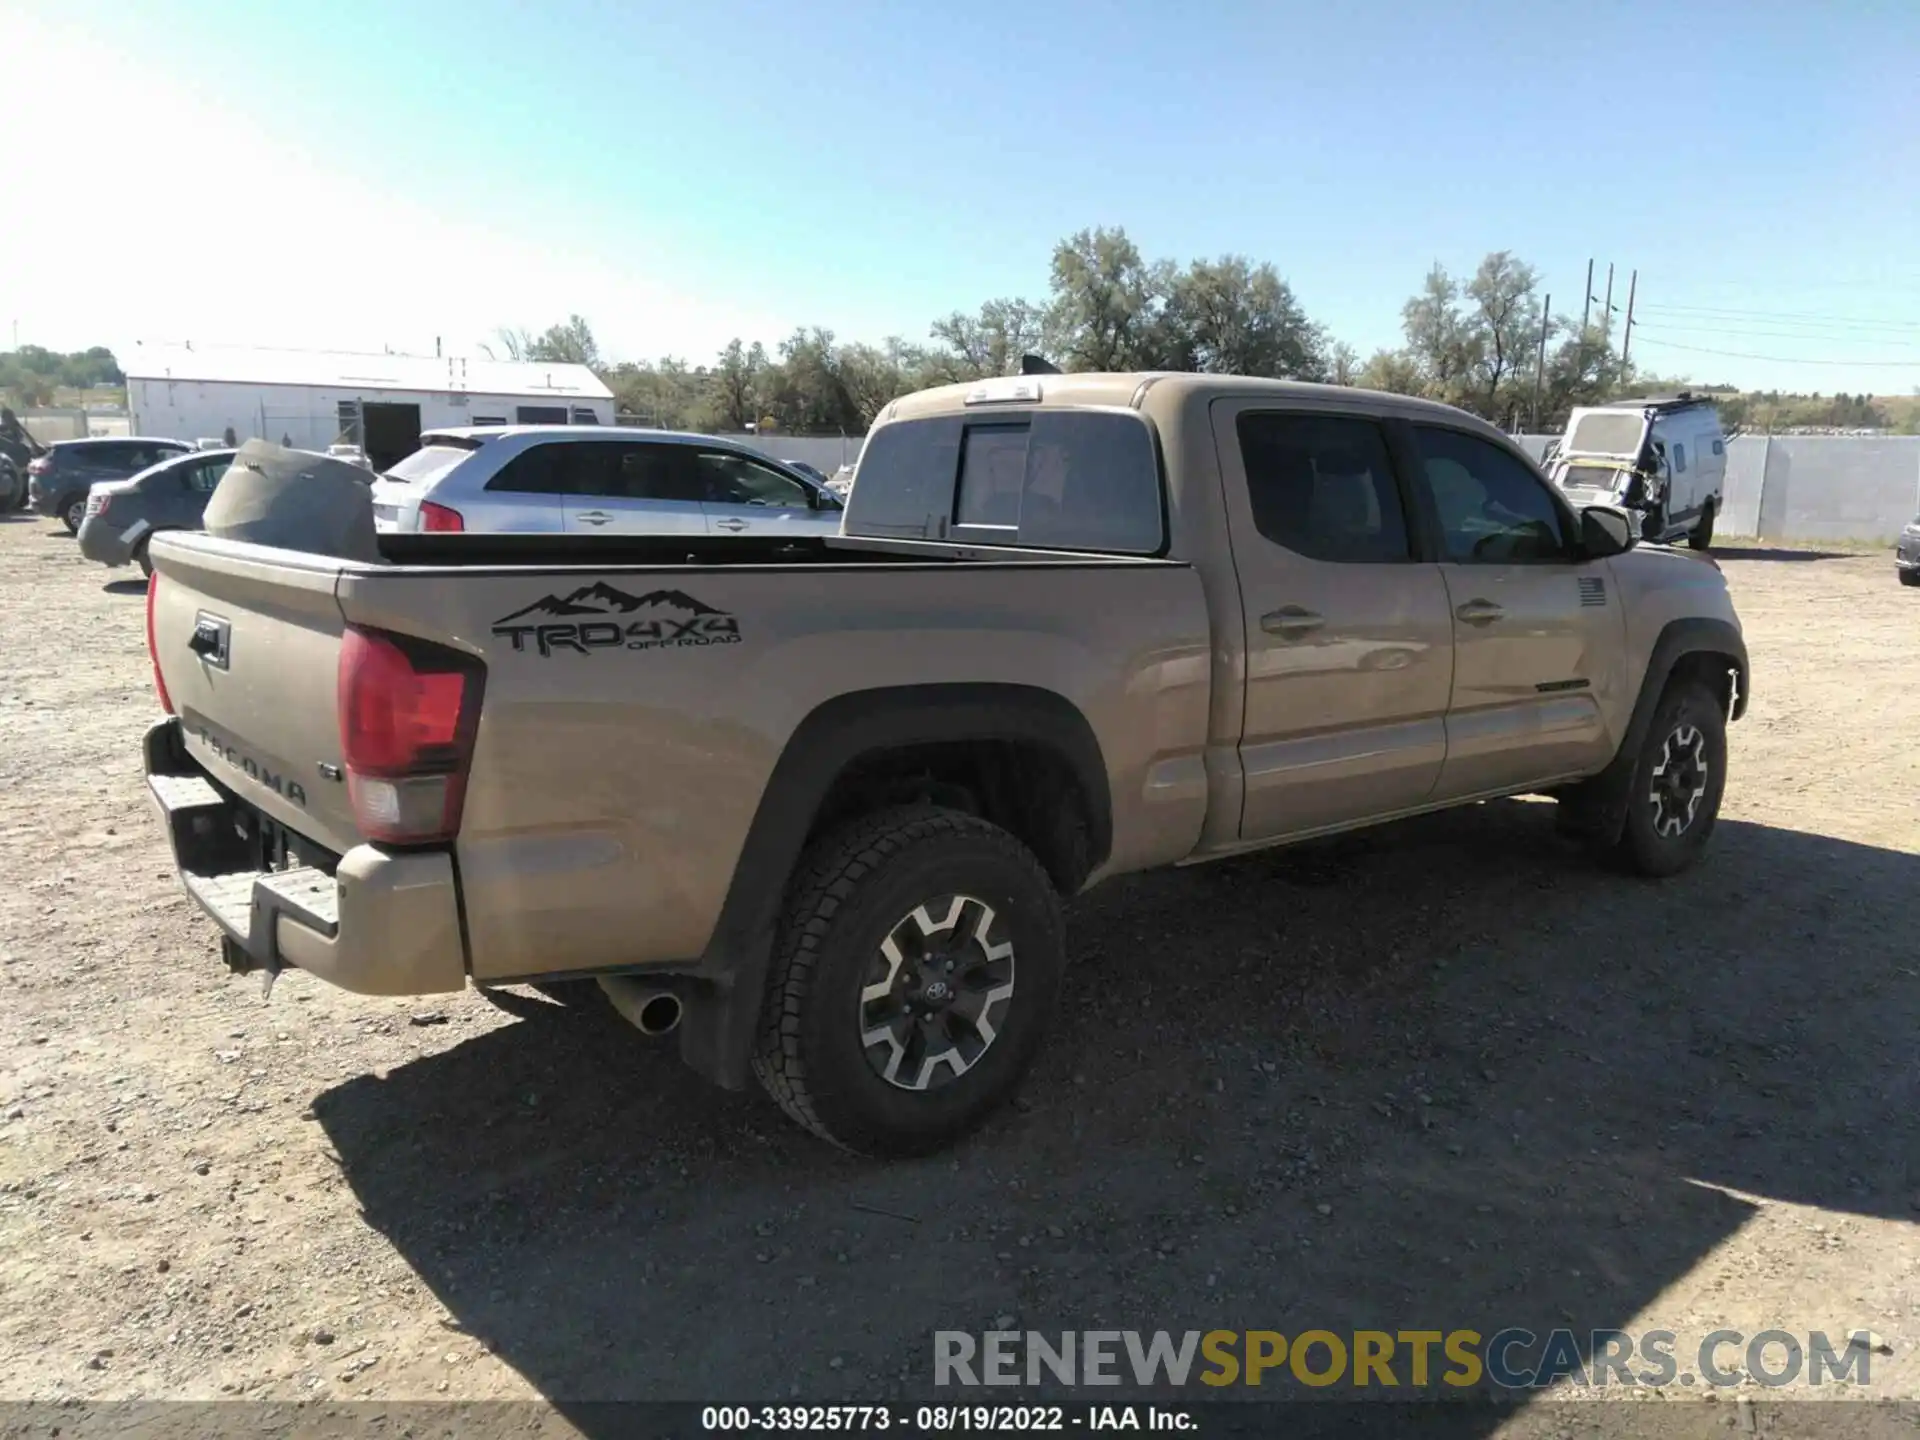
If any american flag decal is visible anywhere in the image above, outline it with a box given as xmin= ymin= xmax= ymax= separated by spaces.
xmin=1578 ymin=577 xmax=1608 ymax=607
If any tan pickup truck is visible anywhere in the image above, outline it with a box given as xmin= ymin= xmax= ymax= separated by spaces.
xmin=143 ymin=374 xmax=1748 ymax=1156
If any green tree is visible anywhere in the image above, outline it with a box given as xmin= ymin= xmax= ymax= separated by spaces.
xmin=1355 ymin=348 xmax=1425 ymax=396
xmin=525 ymin=314 xmax=600 ymax=367
xmin=926 ymin=298 xmax=1046 ymax=381
xmin=1158 ymin=255 xmax=1327 ymax=379
xmin=1464 ymin=251 xmax=1542 ymax=419
xmin=1399 ymin=264 xmax=1477 ymax=408
xmin=1327 ymin=342 xmax=1360 ymax=386
xmin=711 ymin=339 xmax=769 ymax=432
xmin=1045 ymin=226 xmax=1168 ymax=371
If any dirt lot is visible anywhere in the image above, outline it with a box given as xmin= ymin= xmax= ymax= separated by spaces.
xmin=2 ymin=515 xmax=1917 ymax=1428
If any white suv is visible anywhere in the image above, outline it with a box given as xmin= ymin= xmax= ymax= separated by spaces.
xmin=369 ymin=427 xmax=848 ymax=536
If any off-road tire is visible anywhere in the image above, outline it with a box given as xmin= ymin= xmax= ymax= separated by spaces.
xmin=134 ymin=538 xmax=154 ymax=579
xmin=1899 ymin=569 xmax=1920 ymax=588
xmin=1687 ymin=502 xmax=1715 ymax=551
xmin=1607 ymin=680 xmax=1727 ymax=878
xmin=753 ymin=804 xmax=1064 ymax=1157
xmin=0 ymin=460 xmax=19 ymax=510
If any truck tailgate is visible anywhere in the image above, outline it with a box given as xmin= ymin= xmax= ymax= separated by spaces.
xmin=149 ymin=535 xmax=361 ymax=858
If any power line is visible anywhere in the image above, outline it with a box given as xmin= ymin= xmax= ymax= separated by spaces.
xmin=1634 ymin=321 xmax=1920 ymax=347
xmin=1630 ymin=333 xmax=1920 ymax=367
xmin=1635 ymin=302 xmax=1920 ymax=333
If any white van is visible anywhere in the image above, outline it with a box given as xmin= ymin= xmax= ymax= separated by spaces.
xmin=1548 ymin=395 xmax=1727 ymax=550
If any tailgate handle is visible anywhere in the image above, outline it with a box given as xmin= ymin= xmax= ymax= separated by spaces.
xmin=188 ymin=615 xmax=231 ymax=668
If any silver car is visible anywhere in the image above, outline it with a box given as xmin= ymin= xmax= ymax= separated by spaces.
xmin=368 ymin=426 xmax=848 ymax=536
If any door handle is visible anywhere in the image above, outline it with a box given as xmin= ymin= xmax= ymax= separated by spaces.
xmin=1455 ymin=599 xmax=1504 ymax=626
xmin=1260 ymin=605 xmax=1325 ymax=638
xmin=576 ymin=511 xmax=610 ymax=526
xmin=715 ymin=518 xmax=749 ymax=531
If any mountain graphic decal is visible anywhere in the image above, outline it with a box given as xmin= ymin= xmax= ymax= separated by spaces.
xmin=495 ymin=583 xmax=723 ymax=624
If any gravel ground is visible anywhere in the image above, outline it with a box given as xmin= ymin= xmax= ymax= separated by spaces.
xmin=2 ymin=516 xmax=1917 ymax=1432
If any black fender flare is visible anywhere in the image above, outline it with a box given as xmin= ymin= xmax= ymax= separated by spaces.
xmin=1582 ymin=616 xmax=1749 ymax=843
xmin=676 ymin=682 xmax=1111 ymax=1089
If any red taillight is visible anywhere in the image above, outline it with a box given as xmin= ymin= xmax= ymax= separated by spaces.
xmin=418 ymin=501 xmax=465 ymax=532
xmin=27 ymin=457 xmax=50 ymax=475
xmin=91 ymin=494 xmax=111 ymax=519
xmin=146 ymin=572 xmax=174 ymax=714
xmin=337 ymin=627 xmax=484 ymax=845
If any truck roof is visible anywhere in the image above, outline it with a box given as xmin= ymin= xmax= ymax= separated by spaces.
xmin=883 ymin=372 xmax=1494 ymax=430
xmin=1592 ymin=393 xmax=1719 ymax=415
xmin=420 ymin=424 xmax=726 ymax=444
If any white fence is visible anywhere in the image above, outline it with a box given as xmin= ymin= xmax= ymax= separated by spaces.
xmin=1518 ymin=434 xmax=1920 ymax=544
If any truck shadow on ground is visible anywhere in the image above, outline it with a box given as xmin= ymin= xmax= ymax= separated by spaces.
xmin=314 ymin=801 xmax=1917 ymax=1425
xmin=1709 ymin=546 xmax=1872 ymax=563
xmin=102 ymin=578 xmax=146 ymax=595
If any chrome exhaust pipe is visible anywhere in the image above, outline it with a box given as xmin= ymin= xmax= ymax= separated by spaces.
xmin=598 ymin=976 xmax=684 ymax=1036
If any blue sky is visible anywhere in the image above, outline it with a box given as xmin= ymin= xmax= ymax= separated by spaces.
xmin=10 ymin=0 xmax=1919 ymax=394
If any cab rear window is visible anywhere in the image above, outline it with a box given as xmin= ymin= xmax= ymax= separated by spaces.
xmin=846 ymin=409 xmax=1164 ymax=555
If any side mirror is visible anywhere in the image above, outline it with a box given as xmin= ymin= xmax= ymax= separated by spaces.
xmin=1580 ymin=505 xmax=1636 ymax=558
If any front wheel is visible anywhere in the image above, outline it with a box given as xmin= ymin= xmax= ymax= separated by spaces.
xmin=1899 ymin=569 xmax=1920 ymax=588
xmin=753 ymin=805 xmax=1064 ymax=1157
xmin=1687 ymin=503 xmax=1715 ymax=551
xmin=1607 ymin=681 xmax=1727 ymax=878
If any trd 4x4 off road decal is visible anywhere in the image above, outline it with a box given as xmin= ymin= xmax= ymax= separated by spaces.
xmin=492 ymin=583 xmax=742 ymax=657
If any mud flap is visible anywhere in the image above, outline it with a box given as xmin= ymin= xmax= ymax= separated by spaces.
xmin=675 ymin=932 xmax=774 ymax=1091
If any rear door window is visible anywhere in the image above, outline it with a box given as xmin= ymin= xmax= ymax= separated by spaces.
xmin=570 ymin=442 xmax=703 ymax=502
xmin=1235 ymin=412 xmax=1412 ymax=563
xmin=186 ymin=456 xmax=230 ymax=493
xmin=83 ymin=442 xmax=136 ymax=471
xmin=484 ymin=442 xmax=569 ymax=494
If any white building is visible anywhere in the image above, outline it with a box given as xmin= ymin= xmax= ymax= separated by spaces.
xmin=123 ymin=343 xmax=615 ymax=470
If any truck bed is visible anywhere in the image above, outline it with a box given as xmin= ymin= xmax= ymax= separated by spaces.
xmin=146 ymin=527 xmax=1215 ymax=995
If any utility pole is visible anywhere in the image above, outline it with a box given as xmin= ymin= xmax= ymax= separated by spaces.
xmin=1601 ymin=263 xmax=1615 ymax=343
xmin=1620 ymin=270 xmax=1638 ymax=367
xmin=1579 ymin=260 xmax=1594 ymax=337
xmin=1531 ymin=291 xmax=1551 ymax=430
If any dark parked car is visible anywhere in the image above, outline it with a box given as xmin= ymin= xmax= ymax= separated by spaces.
xmin=28 ymin=437 xmax=193 ymax=533
xmin=76 ymin=448 xmax=237 ymax=576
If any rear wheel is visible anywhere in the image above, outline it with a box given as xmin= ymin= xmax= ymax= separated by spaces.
xmin=1607 ymin=681 xmax=1727 ymax=878
xmin=62 ymin=496 xmax=86 ymax=534
xmin=0 ymin=460 xmax=19 ymax=510
xmin=134 ymin=538 xmax=153 ymax=578
xmin=1899 ymin=569 xmax=1920 ymax=588
xmin=753 ymin=805 xmax=1064 ymax=1156
xmin=1687 ymin=502 xmax=1715 ymax=551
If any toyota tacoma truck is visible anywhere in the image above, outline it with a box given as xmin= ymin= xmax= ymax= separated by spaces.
xmin=142 ymin=373 xmax=1749 ymax=1156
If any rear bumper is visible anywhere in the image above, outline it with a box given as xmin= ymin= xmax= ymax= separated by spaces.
xmin=77 ymin=514 xmax=145 ymax=565
xmin=144 ymin=717 xmax=467 ymax=995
